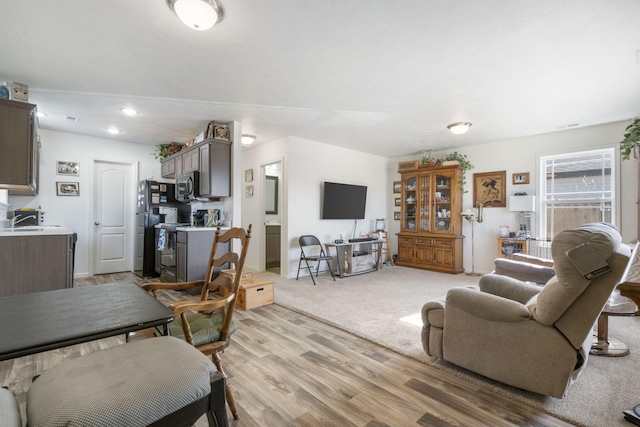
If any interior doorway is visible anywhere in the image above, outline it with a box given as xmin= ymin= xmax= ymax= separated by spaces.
xmin=92 ymin=159 xmax=136 ymax=275
xmin=263 ymin=161 xmax=282 ymax=273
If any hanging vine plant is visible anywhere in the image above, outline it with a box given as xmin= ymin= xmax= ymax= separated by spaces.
xmin=620 ymin=117 xmax=640 ymax=161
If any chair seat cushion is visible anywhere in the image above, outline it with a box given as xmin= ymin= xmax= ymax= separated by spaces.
xmin=27 ymin=336 xmax=217 ymax=427
xmin=168 ymin=311 xmax=237 ymax=347
xmin=0 ymin=387 xmax=21 ymax=427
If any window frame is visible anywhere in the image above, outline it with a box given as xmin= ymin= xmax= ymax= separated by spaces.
xmin=537 ymin=147 xmax=617 ymax=240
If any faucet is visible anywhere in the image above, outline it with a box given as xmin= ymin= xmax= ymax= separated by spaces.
xmin=10 ymin=215 xmax=37 ymax=227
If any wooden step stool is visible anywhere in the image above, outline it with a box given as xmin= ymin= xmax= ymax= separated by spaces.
xmin=221 ymin=270 xmax=274 ymax=310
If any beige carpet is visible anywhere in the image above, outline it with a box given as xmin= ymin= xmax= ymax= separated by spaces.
xmin=256 ymin=266 xmax=640 ymax=427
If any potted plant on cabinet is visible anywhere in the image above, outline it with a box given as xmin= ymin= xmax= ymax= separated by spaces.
xmin=443 ymin=151 xmax=473 ymax=191
xmin=152 ymin=143 xmax=183 ymax=160
xmin=620 ymin=118 xmax=640 ymax=161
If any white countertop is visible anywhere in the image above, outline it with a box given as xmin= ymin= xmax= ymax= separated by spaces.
xmin=0 ymin=225 xmax=74 ymax=237
xmin=176 ymin=226 xmax=231 ymax=232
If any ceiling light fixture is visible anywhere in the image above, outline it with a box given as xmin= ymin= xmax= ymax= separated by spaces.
xmin=107 ymin=128 xmax=121 ymax=134
xmin=447 ymin=122 xmax=472 ymax=135
xmin=120 ymin=107 xmax=138 ymax=116
xmin=36 ymin=111 xmax=46 ymax=118
xmin=241 ymin=134 xmax=256 ymax=145
xmin=167 ymin=0 xmax=224 ymax=31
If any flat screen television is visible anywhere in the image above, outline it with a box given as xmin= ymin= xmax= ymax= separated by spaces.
xmin=322 ymin=181 xmax=367 ymax=220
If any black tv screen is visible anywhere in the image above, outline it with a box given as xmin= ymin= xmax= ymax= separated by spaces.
xmin=322 ymin=182 xmax=367 ymax=219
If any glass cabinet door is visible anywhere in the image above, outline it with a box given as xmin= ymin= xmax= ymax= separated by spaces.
xmin=433 ymin=171 xmax=453 ymax=233
xmin=402 ymin=175 xmax=417 ymax=231
xmin=418 ymin=173 xmax=431 ymax=231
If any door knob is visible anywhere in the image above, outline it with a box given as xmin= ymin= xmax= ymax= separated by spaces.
xmin=94 ymin=222 xmax=100 ymax=226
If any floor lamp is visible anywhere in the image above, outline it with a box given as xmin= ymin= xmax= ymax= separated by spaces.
xmin=461 ymin=203 xmax=484 ymax=276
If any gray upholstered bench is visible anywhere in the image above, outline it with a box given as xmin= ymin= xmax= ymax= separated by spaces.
xmin=9 ymin=336 xmax=229 ymax=427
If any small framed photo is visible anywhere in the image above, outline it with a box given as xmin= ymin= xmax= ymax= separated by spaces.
xmin=245 ymin=185 xmax=254 ymax=197
xmin=213 ymin=124 xmax=230 ymax=141
xmin=395 ymin=198 xmax=401 ymax=206
xmin=56 ymin=182 xmax=79 ymax=196
xmin=245 ymin=168 xmax=253 ymax=182
xmin=394 ymin=211 xmax=401 ymax=220
xmin=393 ymin=181 xmax=401 ymax=193
xmin=513 ymin=172 xmax=530 ymax=185
xmin=205 ymin=121 xmax=215 ymax=139
xmin=57 ymin=161 xmax=79 ymax=176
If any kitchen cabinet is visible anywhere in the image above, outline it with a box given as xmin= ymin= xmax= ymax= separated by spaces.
xmin=396 ymin=163 xmax=464 ymax=274
xmin=176 ymin=229 xmax=229 ymax=283
xmin=265 ymin=225 xmax=281 ymax=269
xmin=0 ymin=99 xmax=38 ymax=193
xmin=181 ymin=146 xmax=199 ymax=173
xmin=198 ymin=139 xmax=231 ymax=198
xmin=159 ymin=138 xmax=231 ymax=199
xmin=160 ymin=157 xmax=176 ymax=178
xmin=0 ymin=231 xmax=74 ymax=296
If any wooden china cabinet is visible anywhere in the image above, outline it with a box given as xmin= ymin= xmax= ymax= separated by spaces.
xmin=396 ymin=163 xmax=464 ymax=274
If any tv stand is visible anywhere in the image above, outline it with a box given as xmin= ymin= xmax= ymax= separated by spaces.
xmin=325 ymin=240 xmax=383 ymax=278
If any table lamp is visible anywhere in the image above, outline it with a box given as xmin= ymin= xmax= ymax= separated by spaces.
xmin=509 ymin=195 xmax=535 ymax=239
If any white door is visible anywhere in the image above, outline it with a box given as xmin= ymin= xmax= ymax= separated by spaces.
xmin=93 ymin=161 xmax=134 ymax=274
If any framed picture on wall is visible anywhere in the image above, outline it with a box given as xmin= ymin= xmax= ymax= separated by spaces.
xmin=473 ymin=171 xmax=506 ymax=207
xmin=394 ymin=211 xmax=401 ymax=220
xmin=395 ymin=198 xmax=401 ymax=206
xmin=512 ymin=172 xmax=530 ymax=185
xmin=56 ymin=182 xmax=79 ymax=196
xmin=393 ymin=181 xmax=401 ymax=193
xmin=57 ymin=161 xmax=79 ymax=176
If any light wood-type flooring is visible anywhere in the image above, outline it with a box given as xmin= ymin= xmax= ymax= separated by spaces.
xmin=0 ymin=273 xmax=573 ymax=427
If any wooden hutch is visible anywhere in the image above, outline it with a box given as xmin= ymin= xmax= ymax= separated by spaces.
xmin=396 ymin=162 xmax=464 ymax=274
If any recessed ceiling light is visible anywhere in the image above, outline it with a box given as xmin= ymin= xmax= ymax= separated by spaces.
xmin=241 ymin=134 xmax=256 ymax=145
xmin=36 ymin=111 xmax=46 ymax=118
xmin=120 ymin=107 xmax=138 ymax=116
xmin=107 ymin=128 xmax=121 ymax=134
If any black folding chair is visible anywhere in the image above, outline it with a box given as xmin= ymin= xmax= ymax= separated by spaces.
xmin=296 ymin=235 xmax=336 ymax=285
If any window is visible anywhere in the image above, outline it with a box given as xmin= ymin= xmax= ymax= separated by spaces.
xmin=540 ymin=148 xmax=615 ymax=240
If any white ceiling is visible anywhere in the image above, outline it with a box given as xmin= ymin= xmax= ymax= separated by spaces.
xmin=2 ymin=1 xmax=639 ymax=158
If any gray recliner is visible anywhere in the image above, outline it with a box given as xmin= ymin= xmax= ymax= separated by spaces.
xmin=422 ymin=223 xmax=630 ymax=398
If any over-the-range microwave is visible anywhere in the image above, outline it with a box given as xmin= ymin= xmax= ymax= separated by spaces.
xmin=176 ymin=171 xmax=199 ymax=202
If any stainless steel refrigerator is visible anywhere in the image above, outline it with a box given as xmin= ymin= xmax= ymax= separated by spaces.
xmin=134 ymin=180 xmax=189 ymax=278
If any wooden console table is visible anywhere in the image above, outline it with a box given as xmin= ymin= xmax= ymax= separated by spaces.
xmin=325 ymin=240 xmax=382 ymax=278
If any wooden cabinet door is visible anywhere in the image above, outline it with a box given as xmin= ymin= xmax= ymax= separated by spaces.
xmin=198 ymin=142 xmax=210 ymax=196
xmin=176 ymin=241 xmax=187 ymax=282
xmin=182 ymin=148 xmax=199 ymax=173
xmin=397 ymin=238 xmax=414 ymax=263
xmin=415 ymin=244 xmax=433 ymax=265
xmin=401 ymin=175 xmax=417 ymax=232
xmin=433 ymin=247 xmax=454 ymax=268
xmin=0 ymin=99 xmax=37 ymax=192
xmin=161 ymin=158 xmax=175 ymax=178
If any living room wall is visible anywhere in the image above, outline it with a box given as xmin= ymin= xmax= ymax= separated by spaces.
xmin=242 ymin=136 xmax=389 ymax=278
xmin=390 ymin=120 xmax=638 ymax=275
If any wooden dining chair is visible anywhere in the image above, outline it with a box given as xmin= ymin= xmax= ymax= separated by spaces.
xmin=142 ymin=224 xmax=252 ymax=420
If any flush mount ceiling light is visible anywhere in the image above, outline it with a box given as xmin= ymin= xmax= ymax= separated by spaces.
xmin=120 ymin=107 xmax=138 ymax=116
xmin=447 ymin=122 xmax=472 ymax=135
xmin=167 ymin=0 xmax=224 ymax=31
xmin=107 ymin=127 xmax=121 ymax=135
xmin=241 ymin=134 xmax=256 ymax=145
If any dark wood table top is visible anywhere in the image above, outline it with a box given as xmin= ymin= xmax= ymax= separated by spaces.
xmin=0 ymin=282 xmax=174 ymax=361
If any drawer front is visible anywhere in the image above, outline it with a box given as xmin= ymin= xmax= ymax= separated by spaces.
xmin=433 ymin=239 xmax=452 ymax=247
xmin=399 ymin=236 xmax=414 ymax=245
xmin=416 ymin=237 xmax=431 ymax=245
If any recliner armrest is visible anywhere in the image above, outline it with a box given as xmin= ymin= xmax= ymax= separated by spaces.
xmin=479 ymin=273 xmax=542 ymax=304
xmin=494 ymin=258 xmax=556 ymax=284
xmin=446 ymin=287 xmax=532 ymax=322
